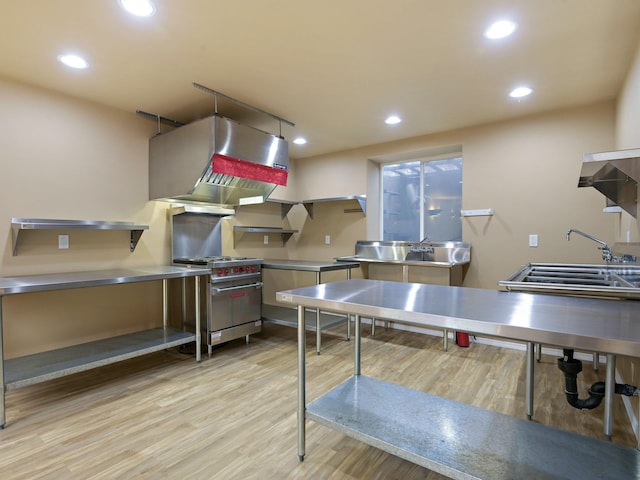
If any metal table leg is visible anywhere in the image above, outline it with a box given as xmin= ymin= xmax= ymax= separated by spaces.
xmin=526 ymin=342 xmax=534 ymax=420
xmin=346 ymin=270 xmax=352 ymax=341
xmin=181 ymin=277 xmax=187 ymax=327
xmin=354 ymin=314 xmax=361 ymax=376
xmin=593 ymin=352 xmax=599 ymax=371
xmin=604 ymin=353 xmax=615 ymax=440
xmin=316 ymin=272 xmax=321 ymax=355
xmin=443 ymin=329 xmax=448 ymax=351
xmin=162 ymin=278 xmax=168 ymax=329
xmin=536 ymin=343 xmax=541 ymax=362
xmin=0 ymin=297 xmax=5 ymax=428
xmin=194 ymin=275 xmax=201 ymax=363
xmin=297 ymin=304 xmax=306 ymax=461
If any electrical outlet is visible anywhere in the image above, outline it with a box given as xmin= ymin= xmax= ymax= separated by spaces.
xmin=529 ymin=234 xmax=538 ymax=247
xmin=263 ymin=235 xmax=269 ymax=245
xmin=325 ymin=235 xmax=331 ymax=245
xmin=58 ymin=235 xmax=69 ymax=249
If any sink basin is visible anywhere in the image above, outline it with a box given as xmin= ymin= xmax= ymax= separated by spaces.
xmin=499 ymin=263 xmax=640 ymax=299
xmin=345 ymin=240 xmax=471 ymax=265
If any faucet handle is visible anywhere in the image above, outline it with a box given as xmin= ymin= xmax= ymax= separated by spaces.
xmin=612 ymin=253 xmax=638 ymax=264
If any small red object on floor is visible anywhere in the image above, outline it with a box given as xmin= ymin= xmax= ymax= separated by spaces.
xmin=456 ymin=331 xmax=470 ymax=347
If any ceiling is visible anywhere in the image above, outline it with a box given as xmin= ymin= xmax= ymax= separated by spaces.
xmin=1 ymin=1 xmax=640 ymax=160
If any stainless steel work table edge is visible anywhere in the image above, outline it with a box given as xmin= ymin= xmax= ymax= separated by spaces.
xmin=276 ymin=279 xmax=640 ymax=477
xmin=0 ymin=265 xmax=210 ymax=428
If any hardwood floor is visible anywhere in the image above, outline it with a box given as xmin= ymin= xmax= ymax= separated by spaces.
xmin=0 ymin=323 xmax=636 ymax=479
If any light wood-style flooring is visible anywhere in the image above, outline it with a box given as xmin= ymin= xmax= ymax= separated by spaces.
xmin=0 ymin=323 xmax=636 ymax=479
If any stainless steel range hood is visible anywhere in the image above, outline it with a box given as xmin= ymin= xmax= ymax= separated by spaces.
xmin=578 ymin=148 xmax=640 ymax=217
xmin=149 ymin=114 xmax=289 ymax=207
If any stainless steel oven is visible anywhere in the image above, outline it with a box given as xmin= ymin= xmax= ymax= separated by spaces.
xmin=174 ymin=256 xmax=264 ymax=355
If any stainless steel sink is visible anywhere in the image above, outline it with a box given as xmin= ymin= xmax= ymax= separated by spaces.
xmin=338 ymin=240 xmax=471 ymax=265
xmin=499 ymin=263 xmax=640 ymax=299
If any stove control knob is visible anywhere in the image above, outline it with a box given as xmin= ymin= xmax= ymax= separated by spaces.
xmin=217 ymin=269 xmax=223 ymax=276
xmin=224 ymin=268 xmax=230 ymax=275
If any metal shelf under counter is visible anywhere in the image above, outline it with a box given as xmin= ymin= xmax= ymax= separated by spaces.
xmin=262 ymin=304 xmax=348 ymax=333
xmin=0 ymin=265 xmax=209 ymax=427
xmin=4 ymin=328 xmax=194 ymax=389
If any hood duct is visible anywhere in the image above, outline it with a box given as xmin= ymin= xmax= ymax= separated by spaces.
xmin=578 ymin=148 xmax=640 ymax=218
xmin=149 ymin=114 xmax=289 ymax=207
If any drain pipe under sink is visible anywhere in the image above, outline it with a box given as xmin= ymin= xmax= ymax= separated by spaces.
xmin=557 ymin=349 xmax=639 ymax=410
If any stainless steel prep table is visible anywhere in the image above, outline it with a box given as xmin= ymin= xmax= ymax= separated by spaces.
xmin=276 ymin=279 xmax=640 ymax=478
xmin=261 ymin=259 xmax=360 ymax=354
xmin=0 ymin=265 xmax=210 ymax=427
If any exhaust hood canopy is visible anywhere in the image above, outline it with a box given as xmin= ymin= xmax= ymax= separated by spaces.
xmin=578 ymin=148 xmax=640 ymax=218
xmin=149 ymin=114 xmax=289 ymax=207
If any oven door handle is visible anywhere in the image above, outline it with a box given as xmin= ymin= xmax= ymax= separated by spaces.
xmin=211 ymin=282 xmax=263 ymax=293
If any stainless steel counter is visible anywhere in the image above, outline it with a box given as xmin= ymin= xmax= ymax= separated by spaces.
xmin=336 ymin=255 xmax=461 ymax=267
xmin=262 ymin=259 xmax=360 ymax=272
xmin=277 ymin=279 xmax=640 ymax=469
xmin=0 ymin=265 xmax=210 ymax=427
xmin=277 ymin=279 xmax=640 ymax=356
xmin=262 ymin=259 xmax=360 ymax=354
xmin=0 ymin=265 xmax=210 ymax=294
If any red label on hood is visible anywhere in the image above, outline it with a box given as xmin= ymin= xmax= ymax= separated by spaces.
xmin=211 ymin=154 xmax=288 ymax=186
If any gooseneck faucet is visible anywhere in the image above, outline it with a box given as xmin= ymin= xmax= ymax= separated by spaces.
xmin=566 ymin=228 xmax=637 ymax=263
xmin=566 ymin=229 xmax=610 ymax=249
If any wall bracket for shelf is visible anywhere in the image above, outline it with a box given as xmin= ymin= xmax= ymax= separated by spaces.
xmin=11 ymin=218 xmax=149 ymax=256
xmin=265 ymin=198 xmax=300 ymax=219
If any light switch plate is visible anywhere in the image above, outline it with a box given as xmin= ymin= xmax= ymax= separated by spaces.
xmin=58 ymin=234 xmax=69 ymax=249
xmin=529 ymin=234 xmax=538 ymax=247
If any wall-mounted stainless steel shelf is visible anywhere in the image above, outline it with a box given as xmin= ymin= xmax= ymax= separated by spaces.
xmin=11 ymin=218 xmax=149 ymax=256
xmin=302 ymin=195 xmax=366 ymax=218
xmin=233 ymin=226 xmax=298 ymax=246
xmin=461 ymin=209 xmax=494 ymax=217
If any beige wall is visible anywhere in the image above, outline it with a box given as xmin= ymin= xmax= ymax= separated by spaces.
xmin=0 ymin=76 xmax=170 ymax=357
xmin=290 ymin=101 xmax=617 ymax=290
xmin=615 ymin=37 xmax=640 ymax=245
xmin=617 ymin=38 xmax=640 ymax=150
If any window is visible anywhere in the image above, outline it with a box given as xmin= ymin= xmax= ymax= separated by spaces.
xmin=381 ymin=156 xmax=462 ymax=241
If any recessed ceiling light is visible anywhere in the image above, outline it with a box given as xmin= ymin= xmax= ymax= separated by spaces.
xmin=484 ymin=20 xmax=517 ymax=39
xmin=385 ymin=115 xmax=402 ymax=125
xmin=293 ymin=137 xmax=307 ymax=145
xmin=57 ymin=54 xmax=89 ymax=69
xmin=119 ymin=0 xmax=156 ymax=17
xmin=509 ymin=86 xmax=533 ymax=98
